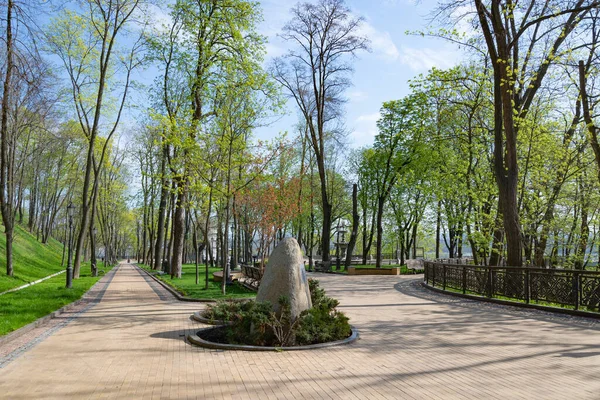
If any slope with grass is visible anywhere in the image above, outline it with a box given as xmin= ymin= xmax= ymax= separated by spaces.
xmin=0 ymin=265 xmax=112 ymax=336
xmin=0 ymin=224 xmax=67 ymax=293
xmin=0 ymin=223 xmax=114 ymax=336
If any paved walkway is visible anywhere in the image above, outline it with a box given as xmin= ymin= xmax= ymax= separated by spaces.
xmin=1 ymin=263 xmax=599 ymax=399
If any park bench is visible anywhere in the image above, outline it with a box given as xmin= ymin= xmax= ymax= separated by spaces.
xmin=314 ymin=261 xmax=333 ymax=272
xmin=241 ymin=264 xmax=263 ymax=290
xmin=405 ymin=259 xmax=424 ymax=273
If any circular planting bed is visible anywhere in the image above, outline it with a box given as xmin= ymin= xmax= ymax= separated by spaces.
xmin=188 ymin=325 xmax=359 ymax=351
xmin=188 ymin=278 xmax=359 ymax=351
xmin=191 ymin=311 xmax=231 ymax=326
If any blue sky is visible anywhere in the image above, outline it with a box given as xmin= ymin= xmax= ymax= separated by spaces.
xmin=251 ymin=0 xmax=466 ymax=148
xmin=56 ymin=0 xmax=467 ymax=149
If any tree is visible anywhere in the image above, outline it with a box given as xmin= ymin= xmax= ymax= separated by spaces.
xmin=1 ymin=0 xmax=54 ymax=276
xmin=46 ymin=0 xmax=145 ymax=278
xmin=370 ymin=96 xmax=425 ymax=267
xmin=149 ymin=0 xmax=268 ymax=279
xmin=472 ymin=0 xmax=600 ymax=266
xmin=349 ymin=148 xmax=378 ymax=264
xmin=344 ymin=183 xmax=359 ymax=269
xmin=272 ymin=0 xmax=369 ymax=262
xmin=0 ymin=0 xmax=16 ymax=276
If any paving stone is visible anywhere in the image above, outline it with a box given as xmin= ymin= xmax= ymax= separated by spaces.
xmin=0 ymin=262 xmax=599 ymax=399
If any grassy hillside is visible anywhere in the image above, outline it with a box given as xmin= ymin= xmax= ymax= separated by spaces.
xmin=0 ymin=224 xmax=113 ymax=336
xmin=0 ymin=265 xmax=111 ymax=336
xmin=0 ymin=224 xmax=66 ymax=293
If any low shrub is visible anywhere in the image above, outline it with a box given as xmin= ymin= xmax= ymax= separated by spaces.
xmin=197 ymin=279 xmax=352 ymax=347
xmin=201 ymin=300 xmax=245 ymax=322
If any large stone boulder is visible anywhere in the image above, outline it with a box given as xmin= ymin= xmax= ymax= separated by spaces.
xmin=257 ymin=238 xmax=312 ymax=320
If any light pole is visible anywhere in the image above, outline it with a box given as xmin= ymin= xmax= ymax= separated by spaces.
xmin=91 ymin=226 xmax=97 ymax=276
xmin=66 ymin=202 xmax=75 ymax=288
xmin=335 ymin=221 xmax=347 ymax=271
xmin=210 ymin=237 xmax=216 ymax=268
xmin=230 ymin=221 xmax=235 ymax=272
xmin=335 ymin=221 xmax=340 ymax=271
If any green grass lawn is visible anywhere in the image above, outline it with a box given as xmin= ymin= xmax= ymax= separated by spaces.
xmin=137 ymin=263 xmax=255 ymax=300
xmin=0 ymin=225 xmax=67 ymax=293
xmin=0 ymin=263 xmax=113 ymax=336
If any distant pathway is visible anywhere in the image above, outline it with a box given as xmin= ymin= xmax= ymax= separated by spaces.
xmin=0 ymin=263 xmax=599 ymax=399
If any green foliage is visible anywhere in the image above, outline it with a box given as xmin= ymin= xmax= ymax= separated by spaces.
xmin=201 ymin=300 xmax=245 ymax=321
xmin=294 ymin=304 xmax=350 ymax=346
xmin=295 ymin=279 xmax=350 ymax=345
xmin=203 ymin=279 xmax=351 ymax=347
xmin=224 ymin=300 xmax=277 ymax=346
xmin=307 ymin=278 xmax=338 ymax=309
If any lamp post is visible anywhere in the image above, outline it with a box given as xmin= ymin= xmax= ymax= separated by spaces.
xmin=210 ymin=237 xmax=216 ymax=267
xmin=91 ymin=226 xmax=97 ymax=277
xmin=66 ymin=202 xmax=75 ymax=288
xmin=335 ymin=221 xmax=347 ymax=271
xmin=230 ymin=221 xmax=235 ymax=272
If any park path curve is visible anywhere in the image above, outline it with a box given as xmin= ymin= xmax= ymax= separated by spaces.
xmin=0 ymin=262 xmax=599 ymax=399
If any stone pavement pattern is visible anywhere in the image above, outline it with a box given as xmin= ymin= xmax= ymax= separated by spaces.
xmin=1 ymin=263 xmax=599 ymax=399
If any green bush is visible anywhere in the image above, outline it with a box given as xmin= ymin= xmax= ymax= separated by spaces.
xmin=198 ymin=279 xmax=352 ymax=347
xmin=226 ymin=300 xmax=276 ymax=346
xmin=201 ymin=300 xmax=245 ymax=322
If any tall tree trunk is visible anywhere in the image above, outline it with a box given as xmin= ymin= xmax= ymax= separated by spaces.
xmin=579 ymin=60 xmax=600 ymax=182
xmin=142 ymin=183 xmax=148 ymax=265
xmin=166 ymin=186 xmax=176 ymax=275
xmin=1 ymin=0 xmax=14 ymax=276
xmin=204 ymin=182 xmax=214 ymax=289
xmin=89 ymin=180 xmax=100 ymax=277
xmin=375 ymin=196 xmax=385 ymax=268
xmin=345 ymin=184 xmax=359 ymax=269
xmin=435 ymin=201 xmax=441 ymax=259
xmin=170 ymin=183 xmax=185 ymax=279
xmin=193 ymin=224 xmax=199 ymax=285
xmin=29 ymin=174 xmax=37 ymax=232
xmin=321 ymin=197 xmax=332 ymax=262
xmin=475 ymin=0 xmax=521 ymax=267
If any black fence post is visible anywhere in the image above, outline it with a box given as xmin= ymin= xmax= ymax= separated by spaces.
xmin=574 ymin=271 xmax=581 ymax=311
xmin=442 ymin=265 xmax=447 ymax=291
xmin=525 ymin=269 xmax=530 ymax=304
xmin=487 ymin=267 xmax=493 ymax=298
xmin=432 ymin=263 xmax=436 ymax=287
xmin=462 ymin=265 xmax=467 ymax=294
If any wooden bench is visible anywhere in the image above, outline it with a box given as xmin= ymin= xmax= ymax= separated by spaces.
xmin=241 ymin=265 xmax=263 ymax=290
xmin=314 ymin=261 xmax=333 ymax=272
xmin=405 ymin=259 xmax=424 ymax=273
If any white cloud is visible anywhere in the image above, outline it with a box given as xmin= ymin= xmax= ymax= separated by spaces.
xmin=381 ymin=0 xmax=419 ymax=5
xmin=357 ymin=20 xmax=400 ymax=62
xmin=350 ymin=128 xmax=378 ymax=148
xmin=350 ymin=112 xmax=380 ymax=147
xmin=146 ymin=4 xmax=173 ymax=31
xmin=265 ymin=42 xmax=286 ymax=58
xmin=347 ymin=90 xmax=368 ymax=102
xmin=398 ymin=46 xmax=459 ymax=71
xmin=356 ymin=112 xmax=380 ymax=123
